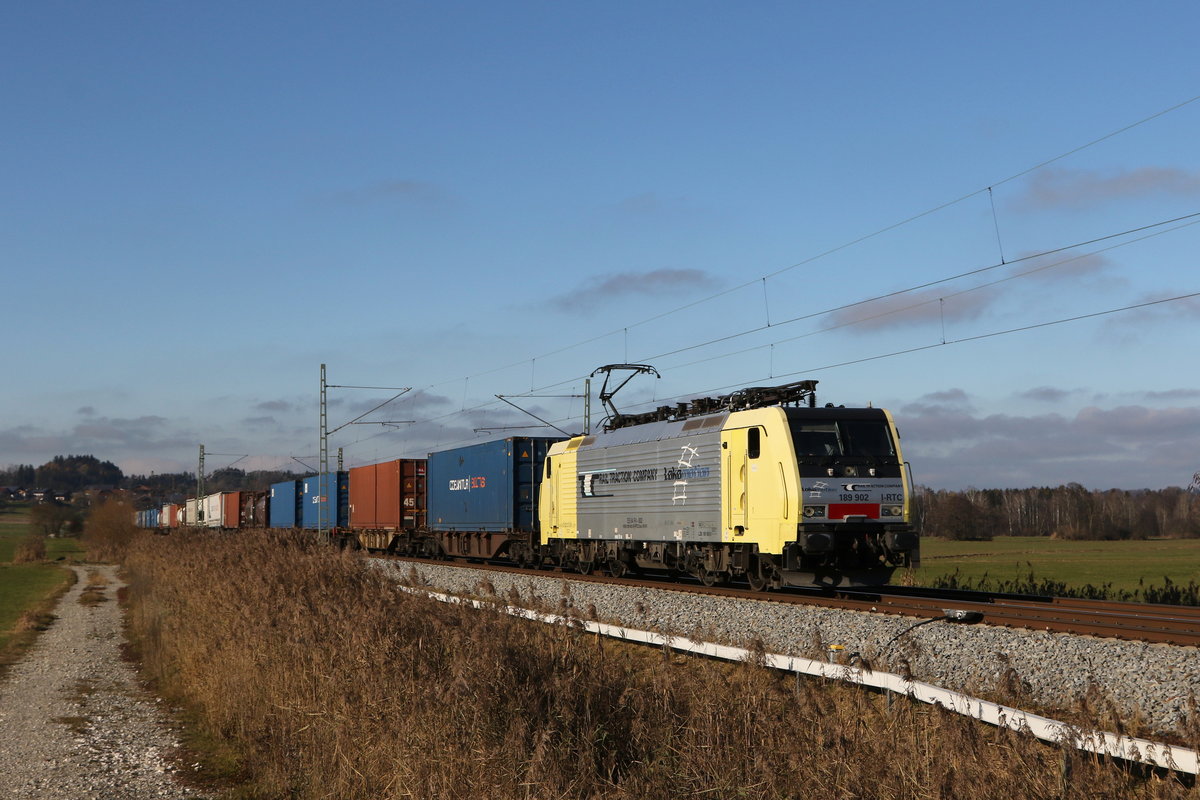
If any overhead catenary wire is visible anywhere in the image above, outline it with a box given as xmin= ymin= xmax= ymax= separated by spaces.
xmin=380 ymin=93 xmax=1200 ymax=403
xmin=319 ymin=94 xmax=1200 ymax=463
xmin=433 ymin=209 xmax=1199 ymax=406
xmin=633 ymin=216 xmax=1200 ymax=376
xmin=332 ymin=276 xmax=1200 ymax=463
xmin=339 ymin=288 xmax=1200 ymax=463
xmin=333 ymin=244 xmax=1200 ymax=462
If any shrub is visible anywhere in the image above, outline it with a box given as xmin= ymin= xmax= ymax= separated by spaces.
xmin=82 ymin=499 xmax=140 ymax=563
xmin=12 ymin=535 xmax=47 ymax=564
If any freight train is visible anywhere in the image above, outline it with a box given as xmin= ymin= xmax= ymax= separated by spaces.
xmin=136 ymin=379 xmax=919 ymax=587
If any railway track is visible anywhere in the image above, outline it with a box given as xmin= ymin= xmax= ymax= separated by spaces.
xmin=378 ymin=554 xmax=1200 ymax=648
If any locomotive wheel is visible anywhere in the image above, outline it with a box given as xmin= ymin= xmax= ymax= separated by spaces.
xmin=745 ymin=555 xmax=769 ymax=592
xmin=746 ymin=569 xmax=768 ymax=592
xmin=576 ymin=559 xmax=593 ymax=575
xmin=696 ymin=567 xmax=727 ymax=587
xmin=606 ymin=558 xmax=627 ymax=579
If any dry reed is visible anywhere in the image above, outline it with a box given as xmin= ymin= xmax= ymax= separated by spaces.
xmin=121 ymin=531 xmax=1196 ymax=800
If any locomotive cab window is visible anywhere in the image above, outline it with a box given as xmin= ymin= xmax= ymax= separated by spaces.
xmin=788 ymin=415 xmax=898 ymax=463
xmin=791 ymin=422 xmax=841 ymax=457
xmin=748 ymin=427 xmax=761 ymax=459
xmin=841 ymin=420 xmax=895 ymax=458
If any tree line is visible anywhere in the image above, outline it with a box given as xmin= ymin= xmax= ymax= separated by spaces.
xmin=125 ymin=467 xmax=300 ymax=495
xmin=0 ymin=456 xmax=296 ymax=496
xmin=915 ymin=484 xmax=1200 ymax=540
xmin=0 ymin=455 xmax=122 ymax=491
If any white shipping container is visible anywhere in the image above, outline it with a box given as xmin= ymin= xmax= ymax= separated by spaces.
xmin=202 ymin=493 xmax=225 ymax=528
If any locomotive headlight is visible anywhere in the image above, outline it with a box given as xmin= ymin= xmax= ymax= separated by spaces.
xmin=803 ymin=505 xmax=826 ymax=518
xmin=881 ymin=505 xmax=904 ymax=517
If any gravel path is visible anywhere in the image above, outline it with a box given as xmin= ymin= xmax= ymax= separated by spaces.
xmin=0 ymin=564 xmax=208 ymax=799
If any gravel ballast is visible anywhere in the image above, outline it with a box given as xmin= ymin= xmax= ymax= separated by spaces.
xmin=0 ymin=564 xmax=207 ymax=800
xmin=378 ymin=560 xmax=1200 ymax=736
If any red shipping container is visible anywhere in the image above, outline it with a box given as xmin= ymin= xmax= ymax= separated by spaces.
xmin=349 ymin=463 xmax=378 ymax=529
xmin=222 ymin=492 xmax=242 ymax=528
xmin=349 ymin=459 xmax=426 ymax=530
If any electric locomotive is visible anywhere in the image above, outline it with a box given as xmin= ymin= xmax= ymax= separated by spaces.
xmin=539 ymin=379 xmax=918 ymax=588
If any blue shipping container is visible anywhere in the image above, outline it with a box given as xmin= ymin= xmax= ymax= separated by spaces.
xmin=270 ymin=479 xmax=301 ymax=528
xmin=300 ymin=471 xmax=349 ymax=529
xmin=428 ymin=437 xmax=558 ymax=532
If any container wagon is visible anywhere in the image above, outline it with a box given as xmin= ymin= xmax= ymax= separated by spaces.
xmin=348 ymin=459 xmax=426 ymax=550
xmin=393 ymin=437 xmax=557 ymax=561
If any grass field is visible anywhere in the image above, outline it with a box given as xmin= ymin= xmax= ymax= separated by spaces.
xmin=0 ymin=507 xmax=79 ymax=658
xmin=0 ymin=506 xmax=85 ymax=563
xmin=914 ymin=535 xmax=1200 ymax=594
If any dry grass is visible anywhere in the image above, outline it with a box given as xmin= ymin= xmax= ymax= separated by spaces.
xmin=82 ymin=500 xmax=141 ymax=564
xmin=12 ymin=535 xmax=47 ymax=564
xmin=78 ymin=571 xmax=109 ymax=607
xmin=13 ymin=609 xmax=53 ymax=632
xmin=120 ymin=531 xmax=1197 ymax=800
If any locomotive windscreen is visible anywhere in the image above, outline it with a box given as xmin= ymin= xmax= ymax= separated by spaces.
xmin=785 ymin=409 xmax=898 ymax=462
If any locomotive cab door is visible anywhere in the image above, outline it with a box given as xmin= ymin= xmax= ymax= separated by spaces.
xmin=722 ymin=427 xmax=750 ymax=537
xmin=723 ymin=422 xmax=790 ymax=551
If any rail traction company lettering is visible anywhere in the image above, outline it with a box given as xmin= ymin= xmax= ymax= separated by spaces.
xmin=592 ymin=468 xmax=658 ymax=485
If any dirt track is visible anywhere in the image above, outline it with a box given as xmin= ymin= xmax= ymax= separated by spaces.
xmin=0 ymin=564 xmax=207 ymax=799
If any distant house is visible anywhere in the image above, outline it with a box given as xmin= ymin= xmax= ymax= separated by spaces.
xmin=82 ymin=486 xmax=119 ymax=505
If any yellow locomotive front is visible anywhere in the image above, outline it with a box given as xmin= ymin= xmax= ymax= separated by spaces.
xmin=720 ymin=403 xmax=918 ymax=588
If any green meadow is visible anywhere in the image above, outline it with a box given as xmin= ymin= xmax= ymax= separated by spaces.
xmin=915 ymin=535 xmax=1200 ymax=595
xmin=0 ymin=506 xmax=81 ymax=657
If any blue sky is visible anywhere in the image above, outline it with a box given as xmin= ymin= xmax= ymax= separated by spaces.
xmin=3 ymin=2 xmax=1199 ymax=490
